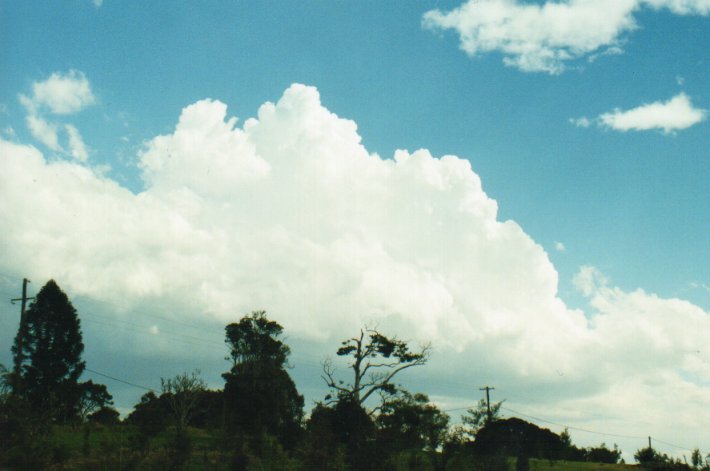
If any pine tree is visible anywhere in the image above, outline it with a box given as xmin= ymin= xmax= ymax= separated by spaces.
xmin=12 ymin=280 xmax=86 ymax=422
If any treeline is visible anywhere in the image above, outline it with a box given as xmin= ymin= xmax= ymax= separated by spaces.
xmin=1 ymin=280 xmax=709 ymax=470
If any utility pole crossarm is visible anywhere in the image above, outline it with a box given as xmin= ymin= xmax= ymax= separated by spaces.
xmin=480 ymin=385 xmax=495 ymax=422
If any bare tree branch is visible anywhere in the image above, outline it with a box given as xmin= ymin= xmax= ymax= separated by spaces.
xmin=160 ymin=370 xmax=206 ymax=435
xmin=321 ymin=329 xmax=430 ymax=411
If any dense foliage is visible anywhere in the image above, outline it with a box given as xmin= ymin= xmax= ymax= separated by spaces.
xmin=1 ymin=294 xmax=704 ymax=470
xmin=11 ymin=280 xmax=87 ymax=422
xmin=222 ymin=311 xmax=304 ymax=451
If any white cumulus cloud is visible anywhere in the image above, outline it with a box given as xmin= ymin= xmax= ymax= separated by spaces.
xmin=599 ymin=92 xmax=706 ymax=133
xmin=423 ymin=0 xmax=639 ymax=74
xmin=0 ymin=83 xmax=587 ymax=352
xmin=30 ymin=69 xmax=95 ymax=115
xmin=644 ymin=0 xmax=710 ymax=14
xmin=1 ymin=84 xmax=709 ymax=451
xmin=423 ymin=0 xmax=709 ymax=73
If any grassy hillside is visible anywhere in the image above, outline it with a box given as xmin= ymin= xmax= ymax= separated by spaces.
xmin=529 ymin=458 xmax=640 ymax=470
xmin=4 ymin=424 xmax=652 ymax=470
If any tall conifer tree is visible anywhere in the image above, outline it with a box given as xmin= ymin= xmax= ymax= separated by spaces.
xmin=12 ymin=279 xmax=86 ymax=422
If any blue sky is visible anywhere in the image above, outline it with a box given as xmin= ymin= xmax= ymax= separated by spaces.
xmin=1 ymin=0 xmax=709 ymax=459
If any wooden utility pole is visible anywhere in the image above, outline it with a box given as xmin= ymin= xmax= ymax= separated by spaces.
xmin=11 ymin=278 xmax=34 ymax=383
xmin=480 ymin=385 xmax=495 ymax=422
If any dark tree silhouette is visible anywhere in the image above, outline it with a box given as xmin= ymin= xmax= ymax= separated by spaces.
xmin=322 ymin=328 xmax=430 ymax=410
xmin=0 ymin=363 xmax=11 ymax=397
xmin=11 ymin=280 xmax=86 ymax=422
xmin=376 ymin=391 xmax=450 ymax=453
xmin=160 ymin=370 xmax=206 ymax=437
xmin=222 ymin=311 xmax=304 ymax=448
xmin=461 ymin=397 xmax=503 ymax=437
xmin=298 ymin=404 xmax=350 ymax=471
xmin=126 ymin=391 xmax=168 ymax=437
xmin=585 ymin=443 xmax=621 ymax=464
xmin=77 ymin=380 xmax=113 ymax=421
xmin=88 ymin=406 xmax=120 ymax=425
xmin=471 ymin=417 xmax=567 ymax=461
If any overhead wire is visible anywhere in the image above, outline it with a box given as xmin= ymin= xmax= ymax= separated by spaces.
xmin=85 ymin=367 xmax=156 ymax=392
xmin=499 ymin=405 xmax=647 ymax=441
xmin=652 ymin=437 xmax=696 ymax=452
xmin=81 ymin=311 xmax=224 ymax=349
xmin=438 ymin=401 xmax=697 ymax=455
xmin=75 ymin=294 xmax=210 ymax=331
xmin=0 ymin=273 xmax=703 ymax=456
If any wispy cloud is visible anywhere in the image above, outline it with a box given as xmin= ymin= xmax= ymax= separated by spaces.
xmin=19 ymin=70 xmax=96 ymax=158
xmin=25 ymin=112 xmax=62 ymax=151
xmin=65 ymin=124 xmax=89 ymax=162
xmin=690 ymin=281 xmax=710 ymax=293
xmin=424 ymin=0 xmax=710 ymax=74
xmin=569 ymin=116 xmax=591 ymax=128
xmin=644 ymin=0 xmax=710 ymax=15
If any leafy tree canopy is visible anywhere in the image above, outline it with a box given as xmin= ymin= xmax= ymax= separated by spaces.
xmin=376 ymin=390 xmax=450 ymax=453
xmin=225 ymin=310 xmax=290 ymax=368
xmin=222 ymin=311 xmax=304 ymax=448
xmin=471 ymin=417 xmax=567 ymax=461
xmin=88 ymin=406 xmax=120 ymax=425
xmin=77 ymin=380 xmax=113 ymax=421
xmin=462 ymin=397 xmax=503 ymax=437
xmin=126 ymin=391 xmax=168 ymax=437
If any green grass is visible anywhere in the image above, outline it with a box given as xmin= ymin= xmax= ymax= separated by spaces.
xmin=10 ymin=425 xmax=650 ymax=471
xmin=40 ymin=424 xmax=230 ymax=470
xmin=529 ymin=458 xmax=641 ymax=470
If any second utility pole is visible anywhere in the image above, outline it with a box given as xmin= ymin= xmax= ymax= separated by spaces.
xmin=11 ymin=278 xmax=34 ymax=385
xmin=480 ymin=385 xmax=495 ymax=422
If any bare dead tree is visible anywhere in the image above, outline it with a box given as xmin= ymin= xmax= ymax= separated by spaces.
xmin=322 ymin=328 xmax=430 ymax=413
xmin=160 ymin=370 xmax=206 ymax=436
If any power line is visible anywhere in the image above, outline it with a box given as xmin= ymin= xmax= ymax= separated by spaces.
xmin=76 ymin=294 xmax=210 ymax=331
xmin=81 ymin=312 xmax=224 ymax=350
xmin=81 ymin=317 xmax=224 ymax=353
xmin=84 ymin=367 xmax=156 ymax=392
xmin=652 ymin=437 xmax=695 ymax=452
xmin=443 ymin=401 xmax=697 ymax=456
xmin=77 ymin=362 xmax=703 ymax=456
xmin=1 ymin=273 xmax=703 ymax=455
xmin=500 ymin=405 xmax=647 ymax=441
xmin=442 ymin=405 xmax=472 ymax=412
